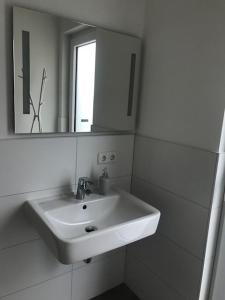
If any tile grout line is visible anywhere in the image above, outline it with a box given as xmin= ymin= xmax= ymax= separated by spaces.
xmin=136 ymin=133 xmax=221 ymax=155
xmin=70 ymin=268 xmax=73 ymax=300
xmin=133 ymin=175 xmax=210 ymax=210
xmin=128 ymin=231 xmax=204 ymax=299
xmin=0 ymin=185 xmax=74 ymax=200
xmin=73 ymin=249 xmax=125 ymax=272
xmin=127 ymin=276 xmax=187 ymax=300
xmin=132 ymin=231 xmax=204 ymax=264
xmin=0 ymin=270 xmax=73 ymax=300
xmin=132 ymin=175 xmax=213 ymax=259
xmin=0 ymin=237 xmax=41 ymax=253
xmin=0 ymin=176 xmax=132 ymax=200
xmin=75 ymin=136 xmax=79 ymax=187
xmin=128 ymin=254 xmax=189 ymax=300
xmin=0 ymin=132 xmax=134 ymax=142
xmin=158 ymin=232 xmax=204 ymax=261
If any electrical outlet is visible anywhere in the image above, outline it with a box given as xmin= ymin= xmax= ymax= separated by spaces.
xmin=98 ymin=151 xmax=117 ymax=164
xmin=98 ymin=152 xmax=108 ymax=164
xmin=108 ymin=151 xmax=117 ymax=162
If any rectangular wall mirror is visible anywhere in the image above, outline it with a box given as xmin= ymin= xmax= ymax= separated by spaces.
xmin=13 ymin=7 xmax=141 ymax=134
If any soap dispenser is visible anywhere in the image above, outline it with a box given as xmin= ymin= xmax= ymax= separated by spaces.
xmin=99 ymin=167 xmax=109 ymax=195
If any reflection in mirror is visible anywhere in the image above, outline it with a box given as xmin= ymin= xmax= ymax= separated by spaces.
xmin=71 ymin=35 xmax=96 ymax=132
xmin=75 ymin=42 xmax=96 ymax=132
xmin=13 ymin=7 xmax=141 ymax=134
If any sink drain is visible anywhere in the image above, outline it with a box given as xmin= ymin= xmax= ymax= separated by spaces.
xmin=85 ymin=225 xmax=98 ymax=233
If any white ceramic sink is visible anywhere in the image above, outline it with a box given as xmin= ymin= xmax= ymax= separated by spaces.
xmin=25 ymin=188 xmax=160 ymax=264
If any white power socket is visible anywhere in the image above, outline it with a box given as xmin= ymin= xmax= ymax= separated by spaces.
xmin=98 ymin=151 xmax=117 ymax=164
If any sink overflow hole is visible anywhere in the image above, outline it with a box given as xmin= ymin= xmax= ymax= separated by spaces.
xmin=85 ymin=225 xmax=98 ymax=233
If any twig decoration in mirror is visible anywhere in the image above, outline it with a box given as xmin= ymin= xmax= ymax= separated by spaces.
xmin=18 ymin=68 xmax=47 ymax=133
xmin=30 ymin=68 xmax=47 ymax=133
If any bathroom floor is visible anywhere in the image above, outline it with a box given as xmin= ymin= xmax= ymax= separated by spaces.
xmin=92 ymin=284 xmax=139 ymax=300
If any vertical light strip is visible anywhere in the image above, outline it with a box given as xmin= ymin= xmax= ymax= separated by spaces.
xmin=127 ymin=53 xmax=136 ymax=116
xmin=22 ymin=30 xmax=30 ymax=114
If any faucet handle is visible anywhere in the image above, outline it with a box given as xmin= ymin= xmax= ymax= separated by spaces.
xmin=76 ymin=177 xmax=94 ymax=200
xmin=78 ymin=177 xmax=93 ymax=190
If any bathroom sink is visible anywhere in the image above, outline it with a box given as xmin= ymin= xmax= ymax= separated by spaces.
xmin=25 ymin=188 xmax=160 ymax=264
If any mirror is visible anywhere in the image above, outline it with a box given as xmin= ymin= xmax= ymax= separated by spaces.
xmin=13 ymin=7 xmax=141 ymax=134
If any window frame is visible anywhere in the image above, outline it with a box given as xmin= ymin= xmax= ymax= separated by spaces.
xmin=69 ymin=29 xmax=96 ymax=132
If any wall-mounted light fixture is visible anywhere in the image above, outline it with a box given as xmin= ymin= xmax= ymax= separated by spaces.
xmin=22 ymin=30 xmax=30 ymax=114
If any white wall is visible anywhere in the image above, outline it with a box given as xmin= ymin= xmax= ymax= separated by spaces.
xmin=125 ymin=0 xmax=225 ymax=299
xmin=0 ymin=0 xmax=145 ymax=299
xmin=0 ymin=134 xmax=134 ymax=300
xmin=137 ymin=0 xmax=225 ymax=152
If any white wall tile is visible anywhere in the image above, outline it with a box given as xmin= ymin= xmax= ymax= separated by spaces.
xmin=133 ymin=135 xmax=217 ymax=208
xmin=1 ymin=273 xmax=71 ymax=300
xmin=0 ymin=239 xmax=71 ymax=298
xmin=127 ymin=235 xmax=203 ymax=300
xmin=137 ymin=0 xmax=225 ymax=152
xmin=132 ymin=177 xmax=208 ymax=258
xmin=104 ymin=176 xmax=132 ymax=192
xmin=73 ymin=247 xmax=126 ymax=270
xmin=72 ymin=249 xmax=125 ymax=300
xmin=0 ymin=186 xmax=74 ymax=250
xmin=0 ymin=194 xmax=39 ymax=250
xmin=126 ymin=256 xmax=184 ymax=300
xmin=76 ymin=135 xmax=134 ymax=183
xmin=0 ymin=137 xmax=76 ymax=197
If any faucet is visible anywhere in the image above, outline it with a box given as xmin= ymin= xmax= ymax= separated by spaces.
xmin=76 ymin=177 xmax=93 ymax=200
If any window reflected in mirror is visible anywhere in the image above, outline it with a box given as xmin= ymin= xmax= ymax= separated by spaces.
xmin=72 ymin=41 xmax=96 ymax=132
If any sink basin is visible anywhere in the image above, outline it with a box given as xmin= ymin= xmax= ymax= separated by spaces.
xmin=25 ymin=188 xmax=160 ymax=264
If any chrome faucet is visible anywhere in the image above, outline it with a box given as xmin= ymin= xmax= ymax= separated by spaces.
xmin=76 ymin=177 xmax=93 ymax=200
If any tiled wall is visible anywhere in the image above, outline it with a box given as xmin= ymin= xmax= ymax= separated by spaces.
xmin=125 ymin=135 xmax=224 ymax=300
xmin=124 ymin=0 xmax=225 ymax=299
xmin=0 ymin=134 xmax=134 ymax=300
xmin=137 ymin=0 xmax=225 ymax=152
